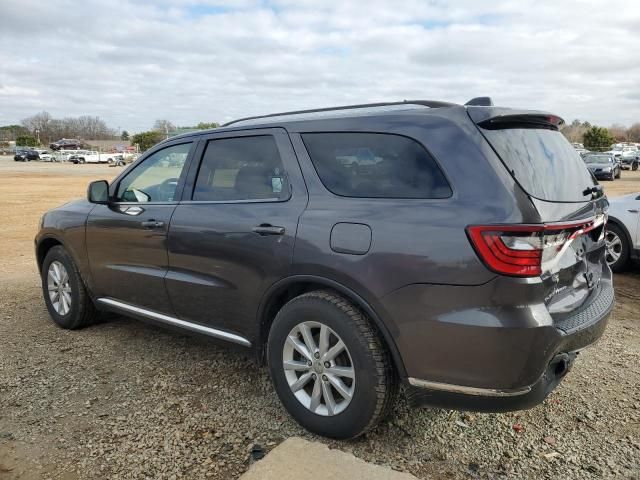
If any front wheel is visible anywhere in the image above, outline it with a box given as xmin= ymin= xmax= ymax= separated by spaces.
xmin=41 ymin=246 xmax=99 ymax=329
xmin=605 ymin=224 xmax=629 ymax=272
xmin=633 ymin=162 xmax=639 ymax=171
xmin=267 ymin=290 xmax=396 ymax=439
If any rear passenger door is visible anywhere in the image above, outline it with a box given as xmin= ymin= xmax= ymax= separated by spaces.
xmin=166 ymin=129 xmax=308 ymax=341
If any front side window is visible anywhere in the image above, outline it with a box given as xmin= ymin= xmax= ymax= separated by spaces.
xmin=193 ymin=136 xmax=289 ymax=201
xmin=301 ymin=132 xmax=452 ymax=199
xmin=116 ymin=143 xmax=192 ymax=202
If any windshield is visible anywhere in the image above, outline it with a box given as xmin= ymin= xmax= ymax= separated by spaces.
xmin=584 ymin=156 xmax=612 ymax=164
xmin=481 ymin=128 xmax=596 ymax=202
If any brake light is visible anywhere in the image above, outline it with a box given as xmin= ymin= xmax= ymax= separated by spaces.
xmin=467 ymin=217 xmax=605 ymax=277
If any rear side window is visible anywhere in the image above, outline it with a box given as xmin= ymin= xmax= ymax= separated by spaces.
xmin=301 ymin=133 xmax=451 ymax=199
xmin=481 ymin=128 xmax=596 ymax=202
xmin=193 ymin=136 xmax=289 ymax=201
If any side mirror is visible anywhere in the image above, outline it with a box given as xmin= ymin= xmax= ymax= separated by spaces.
xmin=87 ymin=180 xmax=110 ymax=204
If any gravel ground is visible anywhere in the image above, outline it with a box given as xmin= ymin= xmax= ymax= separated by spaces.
xmin=0 ymin=157 xmax=639 ymax=479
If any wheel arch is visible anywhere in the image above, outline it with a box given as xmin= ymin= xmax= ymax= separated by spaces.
xmin=256 ymin=275 xmax=407 ymax=378
xmin=36 ymin=235 xmax=65 ymax=273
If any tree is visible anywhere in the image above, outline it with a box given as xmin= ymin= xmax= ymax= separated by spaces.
xmin=153 ymin=119 xmax=175 ymax=134
xmin=627 ymin=123 xmax=640 ymax=143
xmin=21 ymin=111 xmax=52 ymax=143
xmin=16 ymin=135 xmax=37 ymax=147
xmin=0 ymin=125 xmax=29 ymax=141
xmin=196 ymin=122 xmax=219 ymax=130
xmin=21 ymin=112 xmax=115 ymax=142
xmin=583 ymin=126 xmax=615 ymax=151
xmin=608 ymin=124 xmax=628 ymax=142
xmin=131 ymin=131 xmax=163 ymax=151
xmin=560 ymin=119 xmax=589 ymax=143
xmin=121 ymin=130 xmax=130 ymax=141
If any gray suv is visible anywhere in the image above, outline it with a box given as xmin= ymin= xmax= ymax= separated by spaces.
xmin=35 ymin=99 xmax=613 ymax=439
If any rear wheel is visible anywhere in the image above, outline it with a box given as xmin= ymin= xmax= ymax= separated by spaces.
xmin=267 ymin=290 xmax=396 ymax=439
xmin=41 ymin=246 xmax=99 ymax=329
xmin=605 ymin=224 xmax=629 ymax=272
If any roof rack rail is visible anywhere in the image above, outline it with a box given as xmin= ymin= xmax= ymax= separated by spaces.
xmin=222 ymin=99 xmax=457 ymax=127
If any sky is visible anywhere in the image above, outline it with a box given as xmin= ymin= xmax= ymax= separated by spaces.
xmin=1 ymin=0 xmax=639 ymax=133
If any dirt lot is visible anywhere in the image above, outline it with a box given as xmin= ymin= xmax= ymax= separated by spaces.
xmin=0 ymin=156 xmax=639 ymax=479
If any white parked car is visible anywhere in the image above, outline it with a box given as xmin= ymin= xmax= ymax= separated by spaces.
xmin=69 ymin=151 xmax=123 ymax=164
xmin=37 ymin=150 xmax=53 ymax=161
xmin=606 ymin=193 xmax=640 ymax=271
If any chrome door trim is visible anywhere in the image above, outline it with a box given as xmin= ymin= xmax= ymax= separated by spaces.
xmin=408 ymin=377 xmax=531 ymax=397
xmin=96 ymin=297 xmax=251 ymax=347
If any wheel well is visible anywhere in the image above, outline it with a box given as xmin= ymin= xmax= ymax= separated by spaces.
xmin=36 ymin=238 xmax=62 ymax=272
xmin=258 ymin=280 xmax=405 ymax=378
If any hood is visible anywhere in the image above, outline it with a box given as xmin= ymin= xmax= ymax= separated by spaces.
xmin=608 ymin=192 xmax=640 ymax=203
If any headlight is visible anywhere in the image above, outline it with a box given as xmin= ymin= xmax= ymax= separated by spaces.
xmin=603 ymin=167 xmax=612 ymax=172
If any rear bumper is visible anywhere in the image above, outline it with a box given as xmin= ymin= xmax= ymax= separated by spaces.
xmin=382 ymin=272 xmax=614 ymax=411
xmin=406 ymin=351 xmax=579 ymax=412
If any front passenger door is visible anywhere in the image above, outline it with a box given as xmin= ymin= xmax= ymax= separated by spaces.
xmin=86 ymin=141 xmax=194 ymax=312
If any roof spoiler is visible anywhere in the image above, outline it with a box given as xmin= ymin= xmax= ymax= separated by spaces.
xmin=478 ymin=113 xmax=564 ymax=130
xmin=466 ymin=107 xmax=565 ymax=131
xmin=465 ymin=96 xmax=493 ymax=106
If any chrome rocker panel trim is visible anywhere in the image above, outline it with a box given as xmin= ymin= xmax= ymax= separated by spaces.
xmin=408 ymin=377 xmax=532 ymax=397
xmin=97 ymin=297 xmax=252 ymax=347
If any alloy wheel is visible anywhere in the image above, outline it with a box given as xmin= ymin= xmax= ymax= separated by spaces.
xmin=605 ymin=230 xmax=622 ymax=265
xmin=282 ymin=321 xmax=355 ymax=416
xmin=47 ymin=261 xmax=72 ymax=315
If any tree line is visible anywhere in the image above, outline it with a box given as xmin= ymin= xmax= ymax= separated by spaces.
xmin=1 ymin=114 xmax=220 ymax=151
xmin=131 ymin=119 xmax=220 ymax=151
xmin=19 ymin=111 xmax=117 ymax=145
xmin=561 ymin=120 xmax=640 ymax=150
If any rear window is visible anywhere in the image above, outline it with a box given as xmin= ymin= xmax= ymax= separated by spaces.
xmin=481 ymin=128 xmax=596 ymax=202
xmin=301 ymin=132 xmax=451 ymax=199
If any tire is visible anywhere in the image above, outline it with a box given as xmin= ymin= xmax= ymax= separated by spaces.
xmin=605 ymin=224 xmax=629 ymax=273
xmin=267 ymin=290 xmax=396 ymax=439
xmin=41 ymin=246 xmax=99 ymax=329
xmin=616 ymin=169 xmax=621 ymax=179
xmin=80 ymin=158 xmax=85 ymax=164
xmin=633 ymin=162 xmax=638 ymax=171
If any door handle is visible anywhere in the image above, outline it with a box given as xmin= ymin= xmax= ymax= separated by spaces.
xmin=141 ymin=220 xmax=165 ymax=229
xmin=252 ymin=224 xmax=285 ymax=236
xmin=627 ymin=209 xmax=639 ymax=214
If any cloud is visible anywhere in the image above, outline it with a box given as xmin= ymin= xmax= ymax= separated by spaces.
xmin=0 ymin=0 xmax=639 ymax=131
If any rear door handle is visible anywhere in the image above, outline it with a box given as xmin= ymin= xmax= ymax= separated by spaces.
xmin=628 ymin=209 xmax=639 ymax=214
xmin=252 ymin=224 xmax=285 ymax=236
xmin=141 ymin=220 xmax=165 ymax=229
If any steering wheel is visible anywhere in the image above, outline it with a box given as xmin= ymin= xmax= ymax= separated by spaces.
xmin=157 ymin=177 xmax=179 ymax=201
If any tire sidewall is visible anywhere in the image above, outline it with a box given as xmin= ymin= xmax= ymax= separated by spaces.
xmin=267 ymin=296 xmax=382 ymax=439
xmin=41 ymin=247 xmax=83 ymax=328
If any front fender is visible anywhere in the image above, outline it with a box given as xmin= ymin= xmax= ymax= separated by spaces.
xmin=36 ymin=200 xmax=95 ymax=293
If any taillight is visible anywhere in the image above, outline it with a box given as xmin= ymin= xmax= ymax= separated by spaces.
xmin=467 ymin=217 xmax=605 ymax=277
